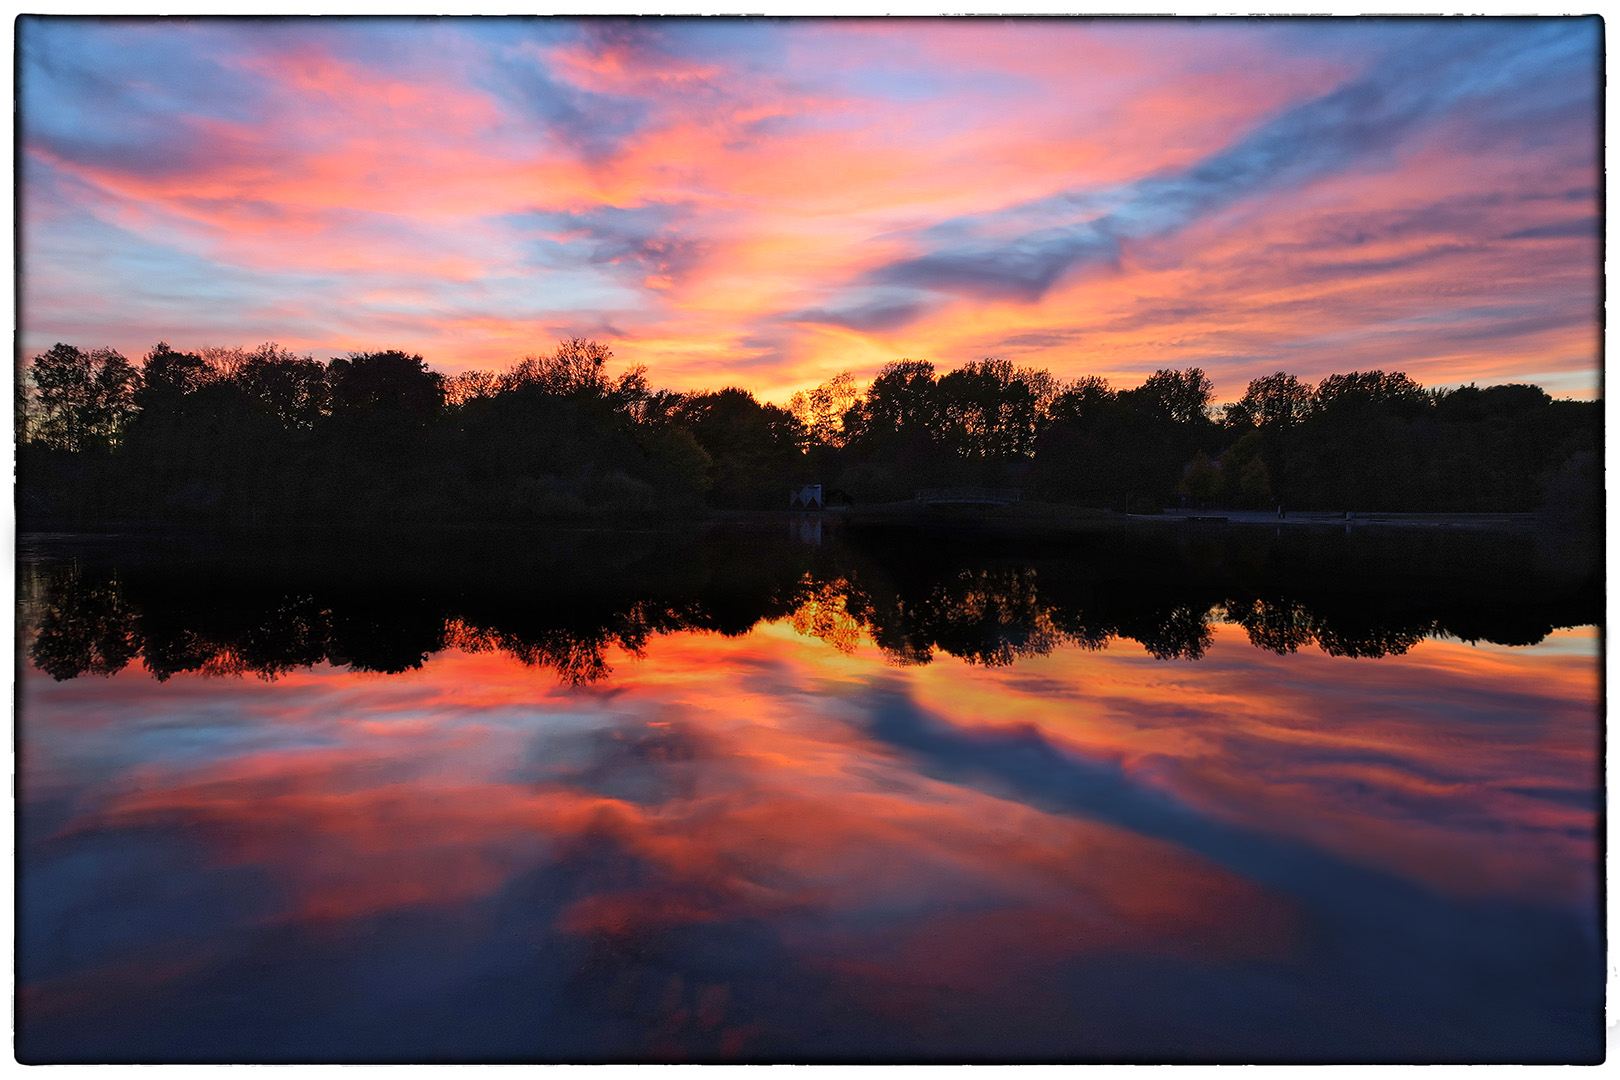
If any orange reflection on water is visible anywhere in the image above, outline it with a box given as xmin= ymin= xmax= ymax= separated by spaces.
xmin=22 ymin=610 xmax=1596 ymax=1045
xmin=32 ymin=629 xmax=1314 ymax=971
xmin=886 ymin=622 xmax=1600 ymax=904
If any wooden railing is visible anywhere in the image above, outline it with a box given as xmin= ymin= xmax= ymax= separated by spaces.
xmin=914 ymin=487 xmax=1022 ymax=505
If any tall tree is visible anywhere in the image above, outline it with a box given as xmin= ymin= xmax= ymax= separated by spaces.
xmin=29 ymin=343 xmax=140 ymax=452
xmin=502 ymin=337 xmax=615 ymax=400
xmin=134 ymin=342 xmax=211 ymax=418
xmin=675 ymin=387 xmax=805 ymax=507
xmin=1047 ymin=375 xmax=1115 ymax=426
xmin=1225 ymin=371 xmax=1314 ymax=428
xmin=445 ymin=369 xmax=501 ymax=408
xmin=237 ymin=343 xmax=328 ymax=428
xmin=1119 ymin=367 xmax=1214 ymax=426
xmin=936 ymin=358 xmax=1040 ymax=458
xmin=789 ymin=371 xmax=860 ymax=449
xmin=844 ymin=360 xmax=939 ymax=450
xmin=1313 ymin=370 xmax=1428 ymax=418
xmin=327 ymin=350 xmax=443 ymax=424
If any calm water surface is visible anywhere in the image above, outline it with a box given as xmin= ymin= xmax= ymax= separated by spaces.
xmin=15 ymin=525 xmax=1603 ymax=1062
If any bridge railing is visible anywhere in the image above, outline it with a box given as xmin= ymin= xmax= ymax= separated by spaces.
xmin=914 ymin=487 xmax=1022 ymax=505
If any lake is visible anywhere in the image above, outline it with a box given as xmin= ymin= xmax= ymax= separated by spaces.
xmin=14 ymin=521 xmax=1603 ymax=1062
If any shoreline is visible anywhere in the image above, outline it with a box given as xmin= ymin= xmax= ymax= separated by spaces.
xmin=15 ymin=501 xmax=1578 ymax=543
xmin=834 ymin=500 xmax=1563 ymax=535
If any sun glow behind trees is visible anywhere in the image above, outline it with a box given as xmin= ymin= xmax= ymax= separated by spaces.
xmin=17 ymin=336 xmax=1601 ymax=526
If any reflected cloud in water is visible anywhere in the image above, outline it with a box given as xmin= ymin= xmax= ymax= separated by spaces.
xmin=16 ymin=526 xmax=1602 ymax=1061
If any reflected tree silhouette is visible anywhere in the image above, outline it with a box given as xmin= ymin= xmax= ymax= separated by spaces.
xmin=20 ymin=523 xmax=1597 ymax=685
xmin=1223 ymin=597 xmax=1435 ymax=658
xmin=1127 ymin=603 xmax=1215 ymax=661
xmin=869 ymin=568 xmax=1091 ymax=667
xmin=28 ymin=562 xmax=140 ymax=679
xmin=788 ymin=580 xmax=865 ymax=656
xmin=449 ymin=619 xmax=627 ymax=686
xmin=1224 ymin=598 xmax=1315 ymax=655
xmin=1311 ymin=621 xmax=1432 ymax=659
xmin=139 ymin=593 xmax=331 ymax=680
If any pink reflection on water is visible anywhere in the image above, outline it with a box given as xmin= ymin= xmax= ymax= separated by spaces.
xmin=20 ymin=615 xmax=1597 ymax=1034
xmin=895 ymin=624 xmax=1599 ymax=904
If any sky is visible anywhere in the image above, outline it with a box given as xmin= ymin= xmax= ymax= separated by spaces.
xmin=17 ymin=16 xmax=1602 ymax=403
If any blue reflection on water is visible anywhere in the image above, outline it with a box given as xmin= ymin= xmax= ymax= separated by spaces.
xmin=17 ymin=605 xmax=1602 ymax=1063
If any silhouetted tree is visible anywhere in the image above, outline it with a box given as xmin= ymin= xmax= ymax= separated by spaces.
xmin=134 ymin=341 xmax=212 ymax=416
xmin=1224 ymin=371 xmax=1313 ymax=429
xmin=936 ymin=358 xmax=1040 ymax=458
xmin=237 ymin=343 xmax=328 ymax=428
xmin=1032 ymin=368 xmax=1216 ymax=509
xmin=675 ymin=388 xmax=805 ymax=507
xmin=789 ymin=371 xmax=859 ymax=449
xmin=502 ymin=337 xmax=615 ymax=401
xmin=1119 ymin=367 xmax=1214 ymax=426
xmin=1312 ymin=370 xmax=1429 ymax=419
xmin=28 ymin=343 xmax=140 ymax=452
xmin=610 ymin=363 xmax=654 ymax=419
xmin=843 ymin=360 xmax=940 ymax=451
xmin=445 ymin=369 xmax=501 ymax=408
xmin=14 ymin=331 xmax=1600 ymax=525
xmin=327 ymin=349 xmax=444 ymax=423
xmin=1047 ymin=375 xmax=1114 ymax=427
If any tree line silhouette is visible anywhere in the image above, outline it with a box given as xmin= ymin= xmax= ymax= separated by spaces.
xmin=17 ymin=338 xmax=1600 ymax=527
xmin=23 ymin=523 xmax=1597 ymax=685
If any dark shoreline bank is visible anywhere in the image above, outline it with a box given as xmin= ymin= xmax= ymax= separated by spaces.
xmin=19 ymin=505 xmax=1600 ymax=672
xmin=15 ymin=496 xmax=1585 ymax=542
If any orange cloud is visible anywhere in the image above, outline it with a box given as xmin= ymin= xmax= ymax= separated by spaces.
xmin=21 ymin=19 xmax=1597 ymax=398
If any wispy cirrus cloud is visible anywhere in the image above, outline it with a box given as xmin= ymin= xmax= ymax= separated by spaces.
xmin=818 ymin=21 xmax=1595 ymax=310
xmin=18 ymin=16 xmax=1600 ymax=400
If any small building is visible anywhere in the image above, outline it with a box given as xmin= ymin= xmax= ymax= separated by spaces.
xmin=790 ymin=484 xmax=823 ymax=509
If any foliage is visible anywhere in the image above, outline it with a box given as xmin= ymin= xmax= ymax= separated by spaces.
xmin=673 ymin=387 xmax=805 ymax=507
xmin=788 ymin=371 xmax=859 ymax=449
xmin=1178 ymin=450 xmax=1221 ymax=501
xmin=1120 ymin=367 xmax=1215 ymax=426
xmin=239 ymin=343 xmax=328 ymax=428
xmin=327 ymin=350 xmax=444 ymax=423
xmin=28 ymin=343 xmax=140 ymax=452
xmin=14 ymin=335 xmax=1601 ymax=525
xmin=502 ymin=337 xmax=614 ymax=399
xmin=1224 ymin=372 xmax=1313 ymax=429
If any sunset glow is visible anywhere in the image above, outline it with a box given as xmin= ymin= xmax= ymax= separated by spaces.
xmin=18 ymin=528 xmax=1602 ymax=1060
xmin=24 ymin=617 xmax=1598 ymax=942
xmin=18 ymin=16 xmax=1601 ymax=402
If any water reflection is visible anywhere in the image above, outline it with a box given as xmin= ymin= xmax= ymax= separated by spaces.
xmin=15 ymin=525 xmax=1602 ymax=1062
xmin=22 ymin=523 xmax=1598 ymax=684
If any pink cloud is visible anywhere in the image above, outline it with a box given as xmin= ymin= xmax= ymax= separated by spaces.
xmin=19 ymin=19 xmax=1599 ymax=397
